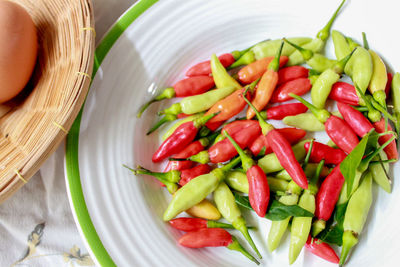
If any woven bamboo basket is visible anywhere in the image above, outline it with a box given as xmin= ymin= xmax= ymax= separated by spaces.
xmin=0 ymin=0 xmax=95 ymax=203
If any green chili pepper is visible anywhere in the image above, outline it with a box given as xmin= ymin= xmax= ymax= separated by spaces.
xmin=368 ymin=49 xmax=388 ymax=107
xmin=283 ymin=113 xmax=325 ymax=131
xmin=214 ymin=182 xmax=262 ymax=258
xmin=268 ymin=177 xmax=289 ymax=192
xmin=162 ymin=86 xmax=236 ymax=115
xmin=340 ymin=172 xmax=373 ymax=265
xmin=162 ymin=113 xmax=204 ymax=140
xmin=392 ymin=73 xmax=400 ymax=133
xmin=267 ymin=182 xmax=302 ymax=252
xmin=344 ymin=47 xmax=373 ymax=95
xmin=163 ymin=157 xmax=240 ymax=221
xmin=251 ymin=37 xmax=312 ymax=60
xmin=332 ymin=30 xmax=351 ymax=60
xmin=287 ymin=0 xmax=346 ymax=66
xmin=225 ymin=171 xmax=249 ymax=194
xmin=284 ymin=38 xmax=336 ymax=73
xmin=370 ymin=151 xmax=391 ymax=193
xmin=288 ymin=160 xmax=323 ymax=264
xmin=258 ymin=139 xmax=310 ymax=173
xmin=211 ymin=54 xmax=242 ymax=90
xmin=289 ymin=191 xmax=315 ymax=264
xmin=311 ymin=50 xmax=354 ymax=109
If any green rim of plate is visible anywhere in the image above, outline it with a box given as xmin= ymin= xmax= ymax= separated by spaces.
xmin=65 ymin=0 xmax=158 ymax=266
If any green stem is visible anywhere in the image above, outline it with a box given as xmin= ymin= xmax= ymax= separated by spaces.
xmin=370 ymin=97 xmax=396 ymax=122
xmin=147 ymin=114 xmax=177 ymax=135
xmin=227 ymin=237 xmax=260 ymax=265
xmin=354 ymin=85 xmax=381 ymax=122
xmin=283 ymin=38 xmax=313 ymax=60
xmin=302 ymin=139 xmax=314 ymax=169
xmin=317 ymin=0 xmax=346 ymax=41
xmin=193 ymin=111 xmax=221 ymax=129
xmin=358 ymin=135 xmax=396 ymax=172
xmin=228 ymin=50 xmax=255 ymax=69
xmin=242 ymin=90 xmax=274 ymax=135
xmin=161 ymin=103 xmax=182 ymax=116
xmin=123 ymin=165 xmax=178 ymax=194
xmin=333 ymin=48 xmax=356 ymax=74
xmin=268 ymin=40 xmax=284 ymax=71
xmin=137 ymin=87 xmax=175 ymax=118
xmin=233 ymin=218 xmax=262 ymax=258
xmin=362 ymin=32 xmax=369 ymax=50
xmin=288 ymin=93 xmax=331 ymax=123
xmin=224 ymin=130 xmax=255 ymax=171
xmin=221 ymin=156 xmax=242 ymax=173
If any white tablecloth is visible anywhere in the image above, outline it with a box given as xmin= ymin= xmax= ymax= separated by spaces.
xmin=0 ymin=1 xmax=135 ymax=266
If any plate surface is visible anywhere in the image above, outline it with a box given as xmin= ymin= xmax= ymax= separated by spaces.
xmin=65 ymin=0 xmax=400 ymax=266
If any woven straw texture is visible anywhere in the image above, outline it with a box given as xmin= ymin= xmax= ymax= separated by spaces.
xmin=0 ymin=0 xmax=94 ymax=203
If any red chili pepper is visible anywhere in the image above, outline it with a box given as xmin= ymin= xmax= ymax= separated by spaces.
xmin=270 ymin=77 xmax=312 ymax=103
xmin=267 ymin=129 xmax=308 ymax=189
xmin=137 ymin=76 xmax=215 ymax=118
xmin=328 ymin=82 xmax=359 ymax=106
xmin=208 ymin=123 xmax=261 ymax=163
xmin=250 ymin=128 xmax=306 ymax=156
xmin=186 ymin=53 xmax=235 ymax=77
xmin=305 ymin=236 xmax=340 ymax=264
xmin=179 ymin=164 xmax=211 ymax=186
xmin=164 ymin=160 xmax=194 ymax=172
xmin=263 ymin=103 xmax=308 ymax=120
xmin=304 ymin=141 xmax=347 ymax=165
xmin=325 ymin=115 xmax=359 ymax=154
xmin=152 ymin=113 xmax=217 ymax=162
xmin=222 ymin=120 xmax=258 ymax=134
xmin=315 ymin=165 xmax=345 ymax=222
xmin=238 ymin=55 xmax=288 ymax=85
xmin=174 ymin=140 xmax=208 ymax=159
xmin=385 ymin=72 xmax=393 ymax=98
xmin=373 ymin=118 xmax=398 ymax=160
xmin=225 ymin=131 xmax=270 ymax=217
xmin=169 ymin=217 xmax=235 ymax=232
xmin=177 ymin=113 xmax=190 ymax=119
xmin=337 ymin=102 xmax=373 ymax=138
xmin=178 ymin=228 xmax=259 ymax=264
xmin=277 ymin=66 xmax=309 ymax=85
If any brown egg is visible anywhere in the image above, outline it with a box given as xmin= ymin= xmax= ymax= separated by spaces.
xmin=0 ymin=0 xmax=38 ymax=103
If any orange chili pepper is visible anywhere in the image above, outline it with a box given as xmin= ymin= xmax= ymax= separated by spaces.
xmin=246 ymin=41 xmax=284 ymax=119
xmin=238 ymin=56 xmax=288 ymax=85
xmin=204 ymin=79 xmax=258 ymax=126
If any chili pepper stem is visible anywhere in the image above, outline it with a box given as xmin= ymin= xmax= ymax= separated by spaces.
xmin=317 ymin=0 xmax=346 ymax=41
xmin=339 ymin=231 xmax=358 ymax=266
xmin=302 ymin=139 xmax=314 ymax=168
xmin=224 ymin=130 xmax=255 ymax=171
xmin=147 ymin=114 xmax=177 ymax=135
xmin=283 ymin=38 xmax=313 ymax=60
xmin=289 ymin=93 xmax=330 ymax=123
xmin=227 ymin=236 xmax=260 ymax=265
xmin=123 ymin=165 xmax=178 ymax=194
xmin=354 ymin=84 xmax=381 ymax=122
xmin=358 ymin=135 xmax=397 ymax=172
xmin=242 ymin=90 xmax=274 ymax=135
xmin=221 ymin=156 xmax=242 ymax=173
xmin=193 ymin=112 xmax=221 ymax=129
xmin=234 ymin=221 xmax=262 ymax=259
xmin=362 ymin=32 xmax=369 ymax=50
xmin=206 ymin=221 xmax=233 ymax=229
xmin=332 ymin=48 xmax=356 ymax=74
xmin=228 ymin=50 xmax=256 ymax=69
xmin=137 ymin=87 xmax=175 ymax=118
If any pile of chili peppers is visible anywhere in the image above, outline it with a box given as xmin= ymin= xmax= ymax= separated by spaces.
xmin=128 ymin=0 xmax=400 ymax=265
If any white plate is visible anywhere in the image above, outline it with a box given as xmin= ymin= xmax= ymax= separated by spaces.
xmin=65 ymin=0 xmax=400 ymax=266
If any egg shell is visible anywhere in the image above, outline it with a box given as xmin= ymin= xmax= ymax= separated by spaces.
xmin=0 ymin=0 xmax=38 ymax=103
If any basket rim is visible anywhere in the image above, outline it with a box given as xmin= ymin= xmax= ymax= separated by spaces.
xmin=0 ymin=0 xmax=95 ymax=201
